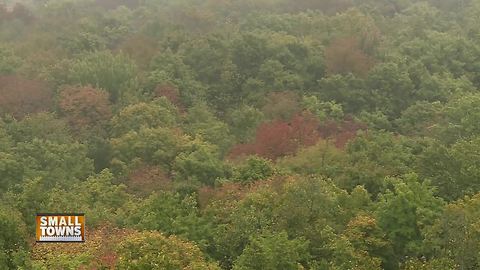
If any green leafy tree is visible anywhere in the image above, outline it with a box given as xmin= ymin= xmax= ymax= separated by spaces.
xmin=395 ymin=101 xmax=443 ymax=136
xmin=15 ymin=139 xmax=94 ymax=188
xmin=61 ymin=51 xmax=138 ymax=102
xmin=0 ymin=151 xmax=22 ymax=191
xmin=343 ymin=214 xmax=394 ymax=269
xmin=184 ymin=103 xmax=234 ymax=156
xmin=110 ymin=127 xmax=189 ymax=174
xmin=427 ymin=193 xmax=480 ymax=270
xmin=261 ymin=92 xmax=300 ymax=121
xmin=233 ymin=231 xmax=309 ymax=270
xmin=110 ymin=97 xmax=178 ymax=137
xmin=173 ymin=139 xmax=226 ymax=187
xmin=124 ymin=192 xmax=212 ymax=248
xmin=226 ymin=105 xmax=264 ymax=143
xmin=4 ymin=113 xmax=72 ymax=144
xmin=418 ymin=136 xmax=480 ymax=200
xmin=365 ymin=62 xmax=415 ymax=118
xmin=233 ymin=156 xmax=275 ymax=184
xmin=0 ymin=44 xmax=21 ymax=75
xmin=302 ymin=95 xmax=344 ymax=121
xmin=211 ymin=176 xmax=372 ymax=268
xmin=318 ymin=74 xmax=367 ymax=114
xmin=116 ymin=231 xmax=220 ymax=270
xmin=340 ymin=131 xmax=425 ymax=196
xmin=148 ymin=49 xmax=206 ymax=106
xmin=66 ymin=169 xmax=131 ymax=226
xmin=375 ymin=174 xmax=444 ymax=266
xmin=402 ymin=258 xmax=457 ymax=270
xmin=257 ymin=59 xmax=303 ymax=91
xmin=415 ymin=72 xmax=474 ymax=103
xmin=0 ymin=205 xmax=28 ymax=269
xmin=323 ymin=231 xmax=383 ymax=270
xmin=31 ymin=253 xmax=92 ymax=270
xmin=3 ymin=177 xmax=50 ymax=228
xmin=211 ymin=186 xmax=280 ymax=268
xmin=397 ymin=31 xmax=480 ymax=85
xmin=0 ymin=119 xmax=12 ymax=151
xmin=279 ymin=139 xmax=346 ymax=178
xmin=437 ymin=93 xmax=480 ymax=144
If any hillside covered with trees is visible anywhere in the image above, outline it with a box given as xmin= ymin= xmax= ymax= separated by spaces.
xmin=1 ymin=0 xmax=480 ymax=269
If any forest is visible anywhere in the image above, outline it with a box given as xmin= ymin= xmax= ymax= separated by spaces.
xmin=0 ymin=0 xmax=480 ymax=269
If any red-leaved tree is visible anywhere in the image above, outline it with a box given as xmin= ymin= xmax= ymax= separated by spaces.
xmin=154 ymin=84 xmax=182 ymax=108
xmin=229 ymin=113 xmax=367 ymax=159
xmin=229 ymin=113 xmax=321 ymax=160
xmin=58 ymin=86 xmax=112 ymax=133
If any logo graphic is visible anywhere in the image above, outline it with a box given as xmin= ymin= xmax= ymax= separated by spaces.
xmin=36 ymin=213 xmax=85 ymax=242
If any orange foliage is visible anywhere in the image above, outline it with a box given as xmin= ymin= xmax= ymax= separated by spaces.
xmin=325 ymin=37 xmax=375 ymax=77
xmin=58 ymin=86 xmax=112 ymax=133
xmin=199 ymin=176 xmax=289 ymax=213
xmin=32 ymin=224 xmax=136 ymax=269
xmin=229 ymin=113 xmax=321 ymax=160
xmin=229 ymin=112 xmax=365 ymax=160
xmin=154 ymin=84 xmax=182 ymax=108
xmin=198 ymin=182 xmax=246 ymax=209
xmin=0 ymin=75 xmax=53 ymax=119
xmin=126 ymin=165 xmax=172 ymax=196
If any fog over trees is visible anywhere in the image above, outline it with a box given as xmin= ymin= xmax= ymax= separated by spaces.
xmin=1 ymin=0 xmax=480 ymax=269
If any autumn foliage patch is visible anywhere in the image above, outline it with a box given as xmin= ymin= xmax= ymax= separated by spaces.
xmin=229 ymin=113 xmax=366 ymax=159
xmin=325 ymin=37 xmax=375 ymax=77
xmin=229 ymin=113 xmax=321 ymax=160
xmin=58 ymin=86 xmax=112 ymax=132
xmin=0 ymin=75 xmax=53 ymax=118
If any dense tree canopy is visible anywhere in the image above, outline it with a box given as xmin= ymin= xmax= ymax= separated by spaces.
xmin=1 ymin=0 xmax=480 ymax=269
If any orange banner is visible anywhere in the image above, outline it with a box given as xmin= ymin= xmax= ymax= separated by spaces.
xmin=36 ymin=214 xmax=85 ymax=242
